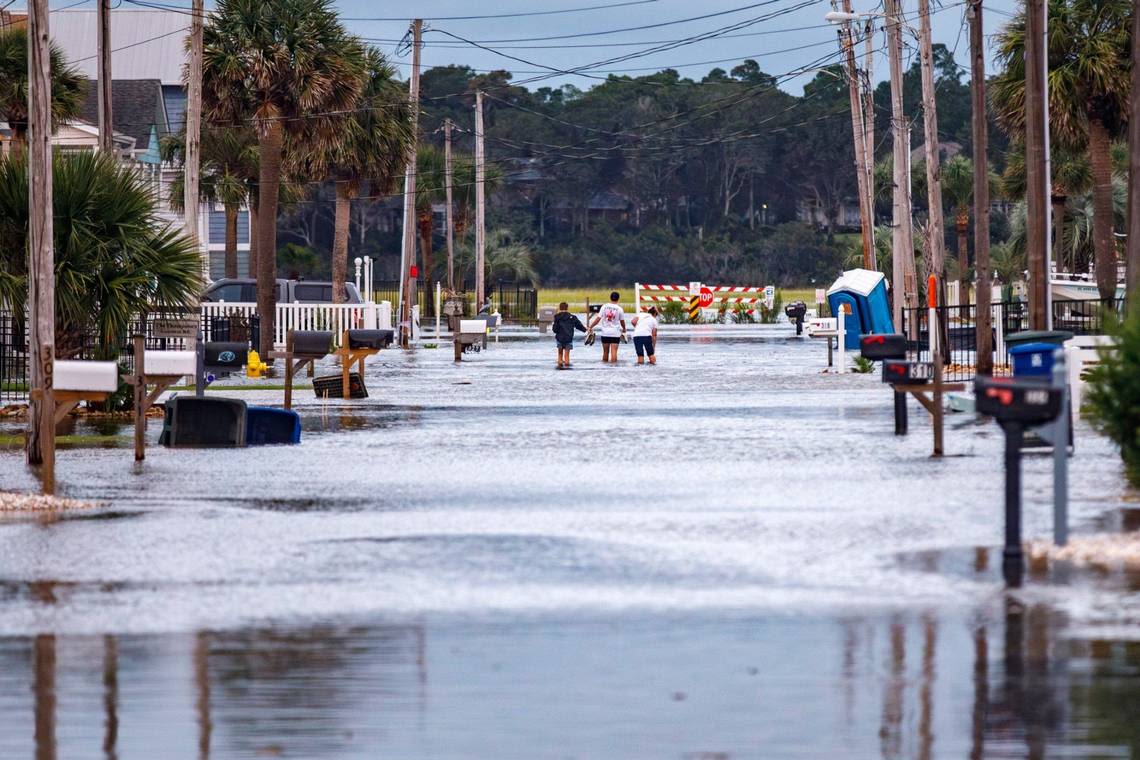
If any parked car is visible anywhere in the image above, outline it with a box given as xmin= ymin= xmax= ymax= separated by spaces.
xmin=203 ymin=278 xmax=363 ymax=304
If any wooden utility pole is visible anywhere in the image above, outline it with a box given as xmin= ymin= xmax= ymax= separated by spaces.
xmin=1129 ymin=0 xmax=1140 ymax=303
xmin=97 ymin=0 xmax=112 ymax=154
xmin=26 ymin=0 xmax=55 ymax=490
xmin=444 ymin=118 xmax=455 ymax=292
xmin=837 ymin=0 xmax=873 ymax=270
xmin=862 ymin=19 xmax=875 ymax=256
xmin=917 ymin=0 xmax=946 ymax=294
xmin=475 ymin=89 xmax=486 ymax=313
xmin=885 ymin=0 xmax=916 ymax=331
xmin=184 ymin=0 xmax=204 ymax=268
xmin=1024 ymin=0 xmax=1049 ymax=329
xmin=398 ymin=19 xmax=423 ymax=348
xmin=970 ymin=0 xmax=993 ymax=374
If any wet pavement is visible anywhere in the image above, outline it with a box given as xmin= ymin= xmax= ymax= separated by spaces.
xmin=1 ymin=326 xmax=1138 ymax=759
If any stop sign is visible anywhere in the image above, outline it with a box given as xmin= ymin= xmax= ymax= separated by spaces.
xmin=698 ymin=286 xmax=714 ymax=308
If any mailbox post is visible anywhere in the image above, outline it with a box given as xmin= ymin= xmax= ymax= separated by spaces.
xmin=860 ymin=334 xmax=910 ymax=435
xmin=975 ymin=376 xmax=1064 ymax=586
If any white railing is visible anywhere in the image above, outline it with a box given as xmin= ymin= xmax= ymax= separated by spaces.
xmin=200 ymin=301 xmax=393 ymax=347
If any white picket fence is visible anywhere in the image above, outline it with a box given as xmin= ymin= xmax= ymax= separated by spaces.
xmin=200 ymin=301 xmax=393 ymax=347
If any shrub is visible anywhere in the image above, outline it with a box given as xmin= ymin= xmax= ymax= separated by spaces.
xmin=1086 ymin=308 xmax=1140 ymax=484
xmin=658 ymin=301 xmax=689 ymax=324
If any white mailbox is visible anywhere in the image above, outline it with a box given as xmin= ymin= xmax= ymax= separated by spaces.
xmin=143 ymin=350 xmax=197 ymax=377
xmin=806 ymin=317 xmax=838 ymax=337
xmin=459 ymin=319 xmax=487 ymax=334
xmin=54 ymin=360 xmax=119 ymax=392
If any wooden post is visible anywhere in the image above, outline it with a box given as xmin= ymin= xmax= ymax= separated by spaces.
xmin=184 ymin=0 xmax=204 ymax=273
xmin=97 ymin=0 xmax=113 ymax=154
xmin=929 ymin=276 xmax=944 ymax=457
xmin=475 ymin=90 xmax=486 ymax=316
xmin=1128 ymin=0 xmax=1140 ymax=303
xmin=444 ymin=118 xmax=455 ymax=292
xmin=885 ymin=0 xmax=916 ymax=333
xmin=862 ymin=18 xmax=875 ymax=257
xmin=341 ymin=329 xmax=351 ymax=399
xmin=917 ymin=0 xmax=946 ymax=287
xmin=838 ymin=0 xmax=874 ymax=270
xmin=132 ymin=335 xmax=145 ymax=461
xmin=1024 ymin=0 xmax=1049 ymax=330
xmin=970 ymin=0 xmax=994 ymax=374
xmin=398 ymin=19 xmax=422 ymax=349
xmin=26 ymin=0 xmax=55 ymax=494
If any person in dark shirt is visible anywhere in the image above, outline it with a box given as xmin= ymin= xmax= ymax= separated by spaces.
xmin=552 ymin=301 xmax=588 ymax=369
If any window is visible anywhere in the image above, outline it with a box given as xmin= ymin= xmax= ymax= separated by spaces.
xmin=293 ymin=284 xmax=332 ymax=302
xmin=209 ymin=283 xmax=245 ymax=302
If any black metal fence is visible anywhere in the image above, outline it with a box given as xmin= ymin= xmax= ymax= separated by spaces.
xmin=899 ymin=297 xmax=1124 ymax=382
xmin=368 ymin=279 xmax=538 ymax=323
xmin=1 ymin=310 xmax=27 ymax=403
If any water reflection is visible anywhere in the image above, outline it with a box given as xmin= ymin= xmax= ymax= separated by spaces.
xmin=2 ymin=609 xmax=1139 ymax=758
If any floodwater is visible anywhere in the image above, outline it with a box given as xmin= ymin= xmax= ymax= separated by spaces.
xmin=1 ymin=325 xmax=1138 ymax=759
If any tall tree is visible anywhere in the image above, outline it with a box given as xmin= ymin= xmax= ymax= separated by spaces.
xmin=0 ymin=28 xmax=85 ymax=151
xmin=991 ymin=0 xmax=1131 ymax=299
xmin=202 ymin=0 xmax=365 ymax=357
xmin=303 ymin=47 xmax=411 ymax=302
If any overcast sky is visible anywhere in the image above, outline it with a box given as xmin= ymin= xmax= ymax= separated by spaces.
xmin=36 ymin=0 xmax=1023 ymax=95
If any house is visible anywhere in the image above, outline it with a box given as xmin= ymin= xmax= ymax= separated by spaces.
xmin=48 ymin=9 xmax=242 ymax=280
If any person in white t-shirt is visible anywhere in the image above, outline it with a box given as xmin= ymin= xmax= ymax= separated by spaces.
xmin=587 ymin=291 xmax=626 ymax=363
xmin=630 ymin=305 xmax=659 ymax=365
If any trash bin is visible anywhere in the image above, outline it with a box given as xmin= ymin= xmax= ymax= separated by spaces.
xmin=1005 ymin=329 xmax=1074 ymax=348
xmin=1009 ymin=342 xmax=1059 ymax=378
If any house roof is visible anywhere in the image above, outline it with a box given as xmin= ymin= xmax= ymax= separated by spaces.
xmin=80 ymin=79 xmax=168 ymax=151
xmin=50 ymin=10 xmax=188 ymax=86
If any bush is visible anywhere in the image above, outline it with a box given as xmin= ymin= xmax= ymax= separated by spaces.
xmin=730 ymin=302 xmax=757 ymax=324
xmin=757 ymin=291 xmax=783 ymax=324
xmin=1086 ymin=308 xmax=1140 ymax=484
xmin=658 ymin=301 xmax=689 ymax=324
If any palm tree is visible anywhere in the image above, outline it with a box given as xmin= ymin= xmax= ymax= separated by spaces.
xmin=203 ymin=0 xmax=366 ymax=356
xmin=941 ymin=156 xmax=1000 ymax=306
xmin=991 ymin=0 xmax=1130 ymax=299
xmin=302 ymin=47 xmax=410 ymax=302
xmin=453 ymin=229 xmax=538 ymax=287
xmin=0 ymin=28 xmax=87 ymax=153
xmin=0 ymin=151 xmax=202 ymax=356
xmin=414 ymin=145 xmax=447 ymax=299
xmin=161 ymin=126 xmax=259 ymax=279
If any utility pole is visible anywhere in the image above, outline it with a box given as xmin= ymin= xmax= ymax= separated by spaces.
xmin=97 ymin=0 xmax=112 ymax=154
xmin=398 ymin=19 xmax=422 ymax=348
xmin=26 ymin=0 xmax=55 ymax=490
xmin=474 ymin=89 xmax=486 ymax=315
xmin=862 ymin=19 xmax=875 ymax=257
xmin=885 ymin=0 xmax=916 ymax=331
xmin=970 ymin=0 xmax=993 ymax=375
xmin=1129 ymin=0 xmax=1140 ymax=303
xmin=1024 ymin=0 xmax=1048 ymax=330
xmin=184 ymin=0 xmax=203 ymax=269
xmin=917 ymin=0 xmax=946 ymax=296
xmin=837 ymin=0 xmax=874 ymax=270
xmin=444 ymin=118 xmax=455 ymax=292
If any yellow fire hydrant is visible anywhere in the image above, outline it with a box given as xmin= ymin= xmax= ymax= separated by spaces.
xmin=246 ymin=349 xmax=268 ymax=378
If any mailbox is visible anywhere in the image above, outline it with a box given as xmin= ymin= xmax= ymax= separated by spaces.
xmin=974 ymin=376 xmax=1063 ymax=425
xmin=144 ymin=350 xmax=197 ymax=377
xmin=204 ymin=341 xmax=248 ymax=371
xmin=538 ymin=307 xmax=556 ymax=334
xmin=291 ymin=331 xmax=334 ymax=358
xmin=346 ymin=329 xmax=394 ymax=350
xmin=807 ymin=317 xmax=837 ymax=337
xmin=459 ymin=319 xmax=488 ymax=335
xmin=882 ymin=360 xmax=933 ymax=385
xmin=784 ymin=301 xmax=808 ymax=335
xmin=860 ymin=333 xmax=907 ymax=361
xmin=54 ymin=360 xmax=119 ymax=393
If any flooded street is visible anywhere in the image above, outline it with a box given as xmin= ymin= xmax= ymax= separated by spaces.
xmin=1 ymin=326 xmax=1138 ymax=758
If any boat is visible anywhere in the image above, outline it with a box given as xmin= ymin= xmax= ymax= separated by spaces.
xmin=1050 ymin=270 xmax=1124 ymax=302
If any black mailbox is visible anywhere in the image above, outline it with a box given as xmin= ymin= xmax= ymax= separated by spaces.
xmin=291 ymin=330 xmax=334 ymax=358
xmin=204 ymin=341 xmax=248 ymax=371
xmin=882 ymin=360 xmax=933 ymax=385
xmin=346 ymin=329 xmax=394 ymax=350
xmin=784 ymin=300 xmax=808 ymax=335
xmin=975 ymin=376 xmax=1063 ymax=425
xmin=860 ymin=333 xmax=907 ymax=360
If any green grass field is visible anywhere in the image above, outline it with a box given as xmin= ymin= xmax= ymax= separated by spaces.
xmin=538 ymin=286 xmax=819 ymax=312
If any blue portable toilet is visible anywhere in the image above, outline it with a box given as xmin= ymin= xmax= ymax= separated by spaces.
xmin=246 ymin=406 xmax=302 ymax=445
xmin=826 ymin=269 xmax=894 ymax=345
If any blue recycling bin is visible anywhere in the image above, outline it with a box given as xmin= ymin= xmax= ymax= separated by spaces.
xmin=246 ymin=406 xmax=301 ymax=445
xmin=1009 ymin=342 xmax=1057 ymax=378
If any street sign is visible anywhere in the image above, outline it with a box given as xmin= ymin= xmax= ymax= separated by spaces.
xmin=153 ymin=318 xmax=198 ymax=340
xmin=698 ymin=286 xmax=714 ymax=308
xmin=814 ymin=288 xmax=826 ymax=304
xmin=764 ymin=285 xmax=776 ymax=309
xmin=688 ymin=281 xmax=702 ymax=296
